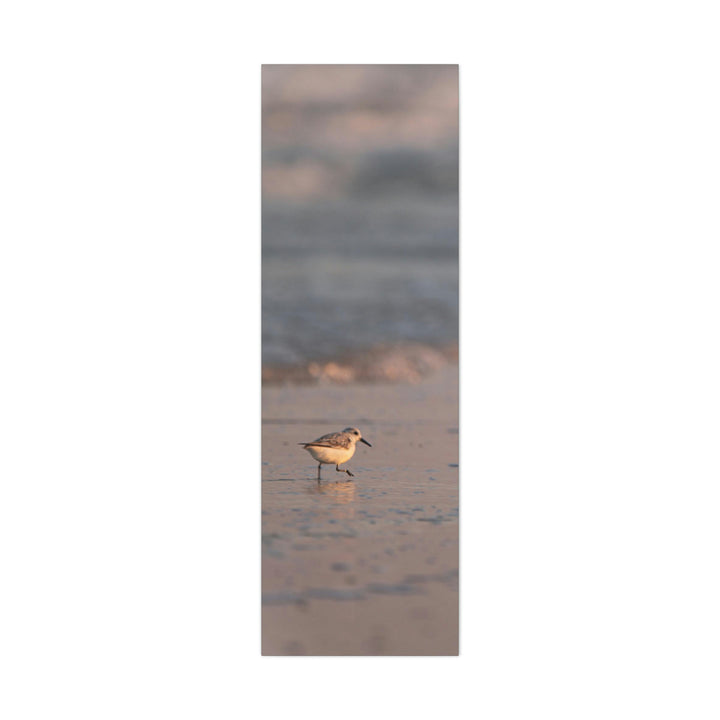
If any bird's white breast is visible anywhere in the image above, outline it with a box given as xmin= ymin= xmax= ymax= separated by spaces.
xmin=304 ymin=443 xmax=356 ymax=465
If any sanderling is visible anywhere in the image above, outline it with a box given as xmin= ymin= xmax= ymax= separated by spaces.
xmin=298 ymin=427 xmax=372 ymax=482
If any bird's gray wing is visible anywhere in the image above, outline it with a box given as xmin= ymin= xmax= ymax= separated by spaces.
xmin=299 ymin=431 xmax=351 ymax=449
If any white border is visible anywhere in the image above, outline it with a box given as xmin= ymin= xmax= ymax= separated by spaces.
xmin=2 ymin=2 xmax=719 ymax=718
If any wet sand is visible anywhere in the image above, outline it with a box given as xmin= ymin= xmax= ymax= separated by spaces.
xmin=262 ymin=366 xmax=458 ymax=655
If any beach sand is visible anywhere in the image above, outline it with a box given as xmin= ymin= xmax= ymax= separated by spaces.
xmin=262 ymin=365 xmax=458 ymax=655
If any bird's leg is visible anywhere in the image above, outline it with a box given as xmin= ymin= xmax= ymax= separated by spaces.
xmin=317 ymin=463 xmax=322 ymax=483
xmin=336 ymin=465 xmax=354 ymax=478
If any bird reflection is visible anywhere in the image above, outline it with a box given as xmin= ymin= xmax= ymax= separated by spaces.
xmin=309 ymin=479 xmax=357 ymax=506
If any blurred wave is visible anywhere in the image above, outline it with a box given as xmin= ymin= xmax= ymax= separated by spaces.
xmin=262 ymin=66 xmax=458 ymax=375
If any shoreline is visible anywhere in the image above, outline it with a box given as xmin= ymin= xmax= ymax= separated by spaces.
xmin=262 ymin=341 xmax=458 ymax=386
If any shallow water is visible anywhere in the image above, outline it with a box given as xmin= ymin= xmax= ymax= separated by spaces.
xmin=262 ymin=460 xmax=459 ymax=655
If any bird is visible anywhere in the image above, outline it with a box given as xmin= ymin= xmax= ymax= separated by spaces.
xmin=298 ymin=427 xmax=372 ymax=482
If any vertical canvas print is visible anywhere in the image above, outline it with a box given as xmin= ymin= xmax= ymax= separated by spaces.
xmin=262 ymin=65 xmax=458 ymax=655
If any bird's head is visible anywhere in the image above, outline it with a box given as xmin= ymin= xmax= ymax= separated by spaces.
xmin=343 ymin=427 xmax=372 ymax=447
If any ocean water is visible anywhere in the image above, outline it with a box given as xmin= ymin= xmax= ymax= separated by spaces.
xmin=262 ymin=198 xmax=458 ymax=367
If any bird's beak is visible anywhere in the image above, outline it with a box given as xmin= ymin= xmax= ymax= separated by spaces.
xmin=360 ymin=438 xmax=372 ymax=447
